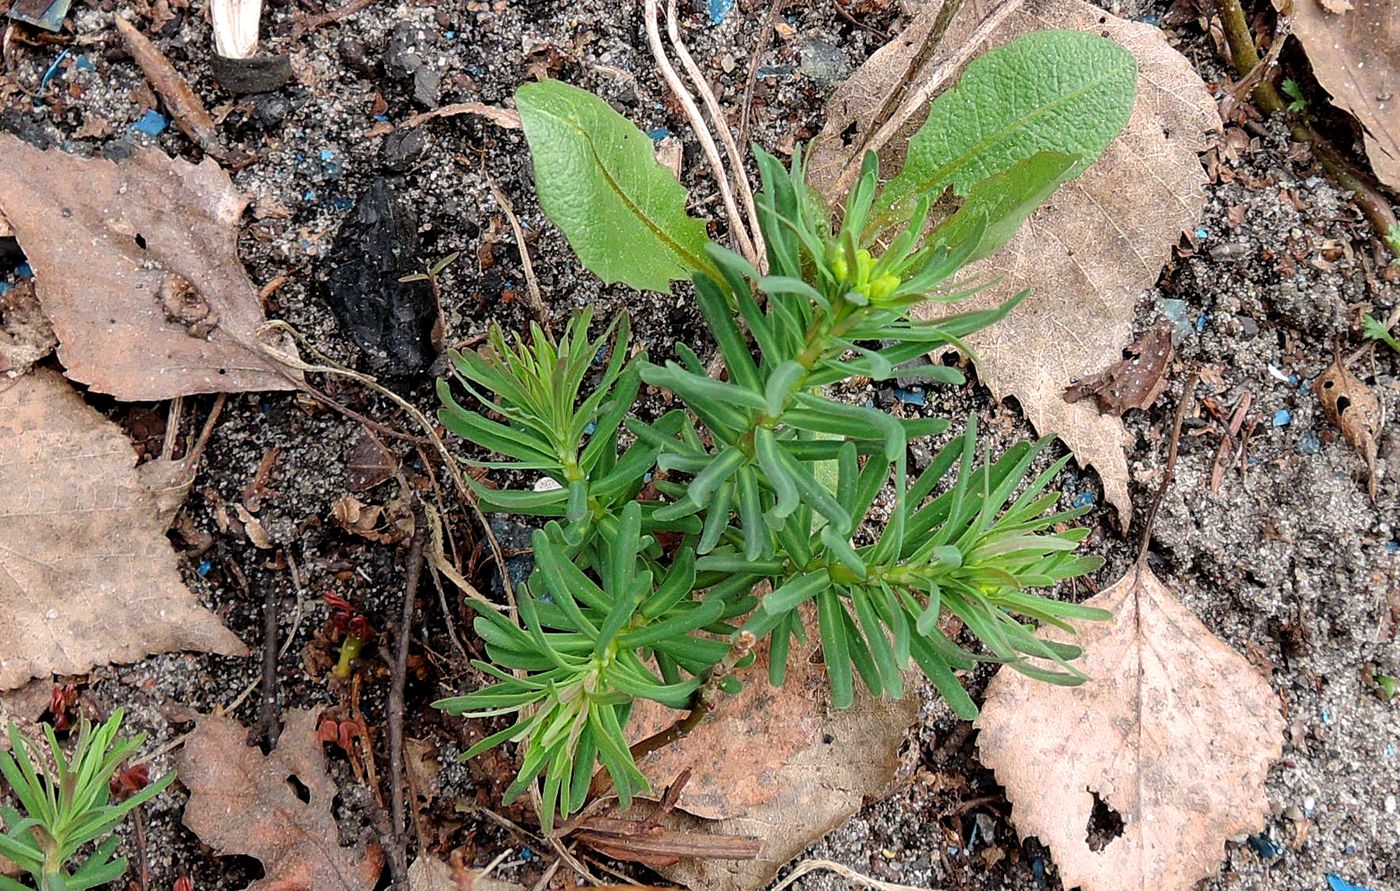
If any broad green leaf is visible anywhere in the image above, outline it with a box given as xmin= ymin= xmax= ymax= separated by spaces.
xmin=516 ymin=79 xmax=714 ymax=292
xmin=877 ymin=30 xmax=1136 ymax=219
xmin=928 ymin=151 xmax=1078 ymax=265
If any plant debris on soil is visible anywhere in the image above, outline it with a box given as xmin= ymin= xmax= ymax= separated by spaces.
xmin=0 ymin=0 xmax=1396 ymax=890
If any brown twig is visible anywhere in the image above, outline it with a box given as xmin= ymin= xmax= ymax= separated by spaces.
xmin=292 ymin=0 xmax=382 ymax=37
xmin=248 ymin=569 xmax=281 ymax=751
xmin=1137 ymin=370 xmax=1199 ymax=564
xmin=387 ymin=496 xmax=428 ymax=887
xmin=486 ymin=173 xmax=549 ymax=330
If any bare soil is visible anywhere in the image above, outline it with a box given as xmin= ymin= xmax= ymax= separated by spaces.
xmin=0 ymin=0 xmax=1396 ymax=890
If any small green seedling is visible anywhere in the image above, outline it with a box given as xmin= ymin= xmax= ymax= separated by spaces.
xmin=1281 ymin=78 xmax=1308 ymax=113
xmin=435 ymin=28 xmax=1138 ymax=831
xmin=1364 ymin=314 xmax=1400 ymax=354
xmin=0 ymin=711 xmax=172 ymax=891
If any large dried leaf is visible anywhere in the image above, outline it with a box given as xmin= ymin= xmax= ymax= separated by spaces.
xmin=629 ymin=630 xmax=829 ymax=821
xmin=0 ymin=136 xmax=298 ymax=400
xmin=812 ymin=0 xmax=1218 ymax=524
xmin=1290 ymin=0 xmax=1400 ymax=190
xmin=179 ymin=709 xmax=385 ymax=891
xmin=0 ymin=370 xmax=247 ymax=690
xmin=975 ymin=562 xmax=1284 ymax=891
xmin=634 ymin=626 xmax=918 ymax=891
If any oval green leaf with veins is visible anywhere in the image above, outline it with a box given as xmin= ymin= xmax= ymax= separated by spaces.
xmin=878 ymin=30 xmax=1137 ymax=220
xmin=516 ymin=79 xmax=714 ymax=293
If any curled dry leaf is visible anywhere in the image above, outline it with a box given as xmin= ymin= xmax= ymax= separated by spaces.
xmin=633 ymin=618 xmax=918 ymax=891
xmin=1064 ymin=318 xmax=1174 ymax=415
xmin=1288 ymin=0 xmax=1400 ymax=190
xmin=0 ymin=136 xmax=298 ymax=400
xmin=811 ymin=0 xmax=1218 ymax=526
xmin=0 ymin=277 xmax=56 ymax=387
xmin=976 ymin=562 xmax=1284 ymax=891
xmin=344 ymin=429 xmax=397 ymax=492
xmin=0 ymin=370 xmax=247 ymax=690
xmin=179 ymin=708 xmax=385 ymax=891
xmin=1315 ymin=351 xmax=1381 ymax=499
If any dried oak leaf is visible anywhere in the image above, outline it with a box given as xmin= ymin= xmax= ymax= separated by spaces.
xmin=1064 ymin=318 xmax=1174 ymax=415
xmin=179 ymin=708 xmax=385 ymax=891
xmin=811 ymin=0 xmax=1218 ymax=526
xmin=1289 ymin=0 xmax=1400 ymax=190
xmin=0 ymin=135 xmax=298 ymax=400
xmin=0 ymin=369 xmax=247 ymax=690
xmin=1316 ymin=351 xmax=1381 ymax=499
xmin=633 ymin=619 xmax=919 ymax=891
xmin=975 ymin=561 xmax=1284 ymax=891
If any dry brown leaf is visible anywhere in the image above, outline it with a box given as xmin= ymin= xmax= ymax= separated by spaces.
xmin=1290 ymin=0 xmax=1399 ymax=190
xmin=1064 ymin=318 xmax=1174 ymax=415
xmin=811 ymin=0 xmax=1218 ymax=526
xmin=407 ymin=856 xmax=525 ymax=891
xmin=630 ymin=626 xmax=829 ymax=820
xmin=0 ymin=277 xmax=56 ymax=386
xmin=344 ymin=430 xmax=397 ymax=492
xmin=637 ymin=618 xmax=918 ymax=891
xmin=0 ymin=135 xmax=298 ymax=400
xmin=179 ymin=708 xmax=385 ymax=891
xmin=1315 ymin=351 xmax=1381 ymax=499
xmin=975 ymin=561 xmax=1284 ymax=891
xmin=0 ymin=370 xmax=247 ymax=689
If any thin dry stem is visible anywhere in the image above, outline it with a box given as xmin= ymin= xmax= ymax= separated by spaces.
xmin=664 ymin=0 xmax=766 ymax=271
xmin=643 ymin=0 xmax=758 ymax=266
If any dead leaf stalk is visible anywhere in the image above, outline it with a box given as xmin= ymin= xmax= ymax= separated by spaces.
xmin=770 ymin=858 xmax=940 ymax=891
xmin=486 ymin=174 xmax=549 ymax=330
xmin=643 ymin=0 xmax=761 ymax=269
xmin=388 ymin=495 xmax=428 ymax=887
xmin=1137 ymin=369 xmax=1199 ymax=563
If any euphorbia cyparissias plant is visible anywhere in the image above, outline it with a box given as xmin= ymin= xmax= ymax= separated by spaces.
xmin=435 ymin=29 xmax=1138 ymax=830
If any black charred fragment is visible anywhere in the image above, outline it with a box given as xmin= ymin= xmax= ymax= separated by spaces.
xmin=318 ymin=177 xmax=439 ymax=375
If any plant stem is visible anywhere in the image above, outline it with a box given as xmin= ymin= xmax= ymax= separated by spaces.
xmin=1214 ymin=0 xmax=1399 ymax=250
xmin=1214 ymin=0 xmax=1284 ymax=114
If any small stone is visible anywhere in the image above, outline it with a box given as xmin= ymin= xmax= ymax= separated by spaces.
xmin=720 ymin=53 xmax=736 ymax=73
xmin=380 ymin=128 xmax=427 ymax=172
xmin=413 ymin=65 xmax=441 ymax=108
xmin=249 ymin=92 xmax=289 ymax=129
xmin=797 ymin=38 xmax=851 ymax=85
xmin=338 ymin=38 xmax=377 ymax=76
xmin=1238 ymin=316 xmax=1259 ymax=337
xmin=385 ymin=22 xmax=428 ymax=77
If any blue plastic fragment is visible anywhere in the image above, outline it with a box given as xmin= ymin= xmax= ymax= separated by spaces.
xmin=320 ymin=149 xmax=336 ymax=161
xmin=131 ymin=109 xmax=168 ymax=136
xmin=1385 ymin=541 xmax=1399 ymax=554
xmin=16 ymin=262 xmax=32 ymax=278
xmin=75 ymin=55 xmax=96 ymax=71
xmin=1322 ymin=707 xmax=1333 ymax=725
xmin=893 ymin=387 xmax=926 ymax=406
xmin=444 ymin=30 xmax=456 ymax=39
xmin=1072 ymin=492 xmax=1095 ymax=509
xmin=332 ymin=196 xmax=354 ymax=211
xmin=1272 ymin=409 xmax=1292 ymax=427
xmin=646 ymin=127 xmax=672 ymax=142
xmin=1328 ymin=876 xmax=1375 ymax=891
xmin=1296 ymin=432 xmax=1321 ymax=455
xmin=583 ymin=420 xmax=597 ymax=436
xmin=1195 ymin=313 xmax=1208 ymax=332
xmin=1195 ymin=227 xmax=1209 ymax=240
xmin=0 ymin=282 xmax=11 ymax=296
xmin=39 ymin=48 xmax=70 ymax=91
xmin=707 ymin=0 xmax=736 ymax=24
xmin=197 ymin=558 xmax=213 ymax=577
